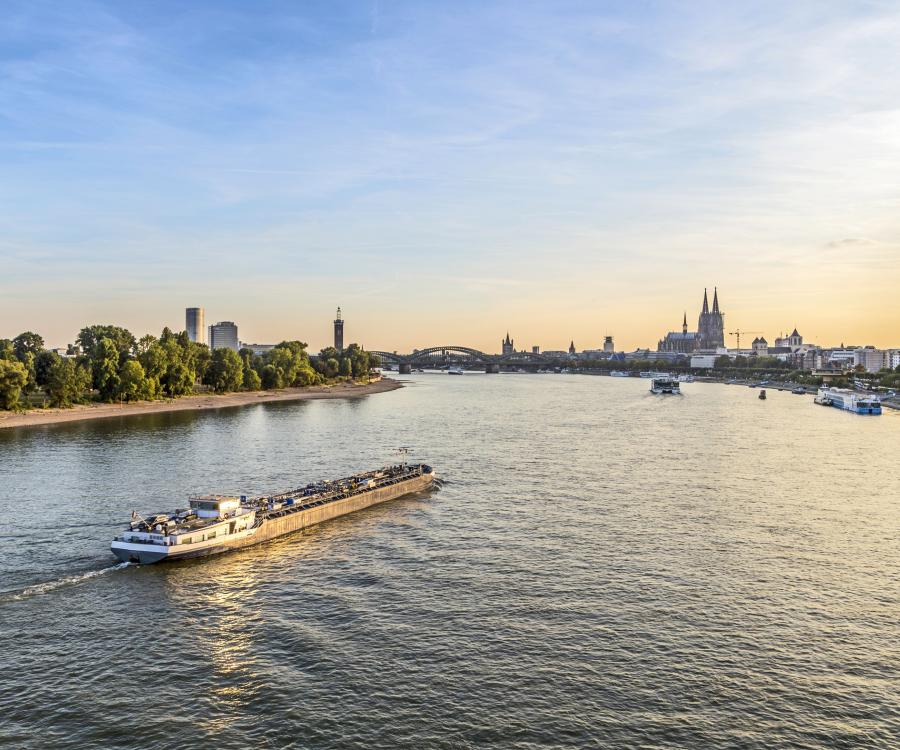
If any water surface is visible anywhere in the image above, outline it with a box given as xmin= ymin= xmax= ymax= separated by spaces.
xmin=1 ymin=374 xmax=898 ymax=748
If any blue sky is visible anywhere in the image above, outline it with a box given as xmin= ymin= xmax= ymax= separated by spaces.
xmin=3 ymin=0 xmax=900 ymax=350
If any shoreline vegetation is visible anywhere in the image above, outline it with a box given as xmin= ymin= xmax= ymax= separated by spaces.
xmin=0 ymin=378 xmax=402 ymax=430
xmin=1 ymin=325 xmax=387 ymax=424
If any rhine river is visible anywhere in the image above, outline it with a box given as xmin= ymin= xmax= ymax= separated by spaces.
xmin=1 ymin=374 xmax=898 ymax=749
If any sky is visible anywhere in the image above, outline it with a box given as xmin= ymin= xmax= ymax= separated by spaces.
xmin=2 ymin=0 xmax=900 ymax=352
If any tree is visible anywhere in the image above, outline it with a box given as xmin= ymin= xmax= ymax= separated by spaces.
xmin=340 ymin=357 xmax=352 ymax=377
xmin=34 ymin=350 xmax=59 ymax=387
xmin=163 ymin=362 xmax=195 ymax=397
xmin=96 ymin=338 xmax=121 ymax=401
xmin=12 ymin=332 xmax=45 ymax=361
xmin=261 ymin=364 xmax=284 ymax=390
xmin=77 ymin=325 xmax=136 ymax=361
xmin=325 ymin=357 xmax=340 ymax=378
xmin=118 ymin=360 xmax=153 ymax=402
xmin=0 ymin=359 xmax=28 ymax=410
xmin=713 ymin=355 xmax=732 ymax=370
xmin=46 ymin=358 xmax=91 ymax=408
xmin=204 ymin=348 xmax=243 ymax=393
xmin=244 ymin=367 xmax=262 ymax=391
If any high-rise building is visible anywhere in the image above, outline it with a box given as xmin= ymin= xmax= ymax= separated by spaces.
xmin=186 ymin=307 xmax=205 ymax=345
xmin=603 ymin=335 xmax=615 ymax=353
xmin=208 ymin=321 xmax=239 ymax=351
xmin=334 ymin=307 xmax=344 ymax=351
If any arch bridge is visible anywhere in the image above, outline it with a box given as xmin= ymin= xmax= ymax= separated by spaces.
xmin=368 ymin=346 xmax=558 ymax=372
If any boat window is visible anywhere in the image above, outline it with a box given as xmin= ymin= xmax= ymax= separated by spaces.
xmin=207 ymin=531 xmax=216 ymax=540
xmin=182 ymin=537 xmax=192 ymax=545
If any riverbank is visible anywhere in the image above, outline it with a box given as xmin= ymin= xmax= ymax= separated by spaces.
xmin=0 ymin=378 xmax=403 ymax=430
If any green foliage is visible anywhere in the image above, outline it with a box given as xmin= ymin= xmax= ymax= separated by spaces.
xmin=118 ymin=360 xmax=154 ymax=402
xmin=261 ymin=364 xmax=284 ymax=390
xmin=34 ymin=350 xmax=59 ymax=387
xmin=12 ymin=331 xmax=45 ymax=360
xmin=713 ymin=355 xmax=733 ymax=369
xmin=77 ymin=325 xmax=136 ymax=361
xmin=95 ymin=338 xmax=122 ymax=401
xmin=0 ymin=339 xmax=14 ymax=361
xmin=46 ymin=358 xmax=91 ymax=408
xmin=204 ymin=348 xmax=243 ymax=393
xmin=0 ymin=359 xmax=29 ymax=410
xmin=163 ymin=362 xmax=195 ymax=397
xmin=244 ymin=367 xmax=262 ymax=391
xmin=340 ymin=357 xmax=352 ymax=377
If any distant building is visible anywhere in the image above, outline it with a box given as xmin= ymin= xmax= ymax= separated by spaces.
xmin=334 ymin=307 xmax=344 ymax=351
xmin=532 ymin=345 xmax=540 ymax=354
xmin=888 ymin=350 xmax=900 ymax=370
xmin=186 ymin=307 xmax=205 ymax=345
xmin=208 ymin=321 xmax=239 ymax=351
xmin=854 ymin=347 xmax=887 ymax=373
xmin=658 ymin=312 xmax=701 ymax=353
xmin=568 ymin=341 xmax=576 ymax=355
xmin=242 ymin=343 xmax=276 ymax=356
xmin=502 ymin=332 xmax=514 ymax=356
xmin=691 ymin=354 xmax=718 ymax=369
xmin=775 ymin=328 xmax=803 ymax=348
xmin=603 ymin=335 xmax=615 ymax=353
xmin=752 ymin=336 xmax=768 ymax=355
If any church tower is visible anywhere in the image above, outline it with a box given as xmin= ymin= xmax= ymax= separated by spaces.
xmin=697 ymin=288 xmax=725 ymax=349
xmin=502 ymin=332 xmax=514 ymax=356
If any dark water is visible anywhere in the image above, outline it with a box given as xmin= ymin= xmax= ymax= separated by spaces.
xmin=1 ymin=374 xmax=899 ymax=749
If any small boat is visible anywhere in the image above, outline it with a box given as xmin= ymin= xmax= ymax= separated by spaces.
xmin=650 ymin=377 xmax=681 ymax=395
xmin=759 ymin=389 xmax=766 ymax=400
xmin=610 ymin=370 xmax=630 ymax=377
xmin=448 ymin=366 xmax=464 ymax=375
xmin=792 ymin=386 xmax=806 ymax=394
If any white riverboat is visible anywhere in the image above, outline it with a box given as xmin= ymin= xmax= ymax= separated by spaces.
xmin=650 ymin=377 xmax=681 ymax=395
xmin=610 ymin=371 xmax=630 ymax=377
xmin=814 ymin=387 xmax=881 ymax=415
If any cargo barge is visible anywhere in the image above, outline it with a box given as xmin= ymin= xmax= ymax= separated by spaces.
xmin=111 ymin=462 xmax=434 ymax=564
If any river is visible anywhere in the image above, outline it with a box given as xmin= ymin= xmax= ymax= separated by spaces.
xmin=1 ymin=373 xmax=898 ymax=748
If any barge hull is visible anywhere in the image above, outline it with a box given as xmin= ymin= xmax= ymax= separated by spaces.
xmin=112 ymin=470 xmax=433 ymax=564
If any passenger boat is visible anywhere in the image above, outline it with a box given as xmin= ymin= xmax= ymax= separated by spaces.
xmin=610 ymin=371 xmax=630 ymax=377
xmin=447 ymin=366 xmax=464 ymax=375
xmin=814 ymin=387 xmax=881 ymax=415
xmin=650 ymin=377 xmax=681 ymax=395
xmin=111 ymin=462 xmax=435 ymax=564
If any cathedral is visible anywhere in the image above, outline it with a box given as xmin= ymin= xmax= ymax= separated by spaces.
xmin=658 ymin=288 xmax=725 ymax=353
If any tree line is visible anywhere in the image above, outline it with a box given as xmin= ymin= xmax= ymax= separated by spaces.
xmin=0 ymin=326 xmax=379 ymax=411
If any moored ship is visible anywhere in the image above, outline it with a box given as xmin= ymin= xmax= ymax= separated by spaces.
xmin=111 ymin=462 xmax=435 ymax=564
xmin=814 ymin=387 xmax=881 ymax=415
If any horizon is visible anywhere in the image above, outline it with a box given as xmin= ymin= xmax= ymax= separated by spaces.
xmin=4 ymin=1 xmax=900 ymax=350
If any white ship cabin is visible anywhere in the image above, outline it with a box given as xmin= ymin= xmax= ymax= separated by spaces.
xmin=118 ymin=495 xmax=257 ymax=549
xmin=189 ymin=495 xmax=243 ymax=519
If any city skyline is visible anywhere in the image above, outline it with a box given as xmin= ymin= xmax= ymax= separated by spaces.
xmin=3 ymin=1 xmax=900 ymax=350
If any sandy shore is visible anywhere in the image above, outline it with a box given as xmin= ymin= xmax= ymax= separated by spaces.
xmin=0 ymin=378 xmax=403 ymax=430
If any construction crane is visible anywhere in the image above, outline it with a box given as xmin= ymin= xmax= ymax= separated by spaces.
xmin=729 ymin=329 xmax=762 ymax=355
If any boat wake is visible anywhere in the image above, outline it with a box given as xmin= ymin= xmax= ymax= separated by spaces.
xmin=0 ymin=562 xmax=131 ymax=604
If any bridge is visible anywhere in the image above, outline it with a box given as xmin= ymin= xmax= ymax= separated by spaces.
xmin=368 ymin=346 xmax=559 ymax=373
